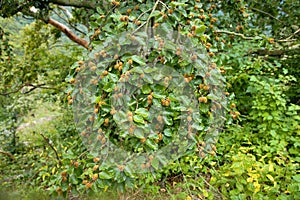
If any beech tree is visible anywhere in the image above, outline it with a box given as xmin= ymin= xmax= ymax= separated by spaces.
xmin=0 ymin=0 xmax=299 ymax=199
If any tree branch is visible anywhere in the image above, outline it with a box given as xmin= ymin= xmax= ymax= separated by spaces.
xmin=278 ymin=28 xmax=300 ymax=42
xmin=215 ymin=29 xmax=298 ymax=43
xmin=249 ymin=7 xmax=281 ymax=22
xmin=249 ymin=48 xmax=300 ymax=57
xmin=0 ymin=83 xmax=61 ymax=96
xmin=37 ymin=132 xmax=61 ymax=165
xmin=215 ymin=30 xmax=260 ymax=40
xmin=0 ymin=149 xmax=15 ymax=160
xmin=53 ymin=8 xmax=86 ymax=35
xmin=48 ymin=0 xmax=97 ymax=9
xmin=46 ymin=18 xmax=89 ymax=49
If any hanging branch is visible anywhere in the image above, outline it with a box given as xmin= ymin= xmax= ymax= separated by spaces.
xmin=54 ymin=7 xmax=87 ymax=35
xmin=46 ymin=18 xmax=89 ymax=49
xmin=26 ymin=4 xmax=90 ymax=49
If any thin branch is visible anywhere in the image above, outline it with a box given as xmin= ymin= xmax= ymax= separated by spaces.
xmin=0 ymin=83 xmax=27 ymax=96
xmin=215 ymin=30 xmax=298 ymax=43
xmin=0 ymin=149 xmax=15 ymax=160
xmin=249 ymin=48 xmax=300 ymax=57
xmin=136 ymin=8 xmax=152 ymax=22
xmin=131 ymin=0 xmax=160 ymax=34
xmin=0 ymin=83 xmax=61 ymax=96
xmin=249 ymin=7 xmax=281 ymax=22
xmin=158 ymin=0 xmax=169 ymax=9
xmin=215 ymin=30 xmax=261 ymax=40
xmin=145 ymin=0 xmax=160 ymax=33
xmin=57 ymin=6 xmax=72 ymax=18
xmin=26 ymin=3 xmax=89 ymax=48
xmin=37 ymin=132 xmax=62 ymax=165
xmin=46 ymin=17 xmax=89 ymax=49
xmin=23 ymin=84 xmax=61 ymax=94
xmin=278 ymin=28 xmax=300 ymax=42
xmin=48 ymin=0 xmax=97 ymax=9
xmin=54 ymin=7 xmax=86 ymax=35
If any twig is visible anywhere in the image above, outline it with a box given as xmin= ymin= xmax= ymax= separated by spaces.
xmin=0 ymin=149 xmax=15 ymax=160
xmin=47 ymin=17 xmax=89 ymax=49
xmin=215 ymin=30 xmax=261 ymax=40
xmin=249 ymin=7 xmax=281 ymax=22
xmin=37 ymin=132 xmax=61 ymax=165
xmin=136 ymin=8 xmax=152 ymax=22
xmin=278 ymin=28 xmax=300 ymax=42
xmin=158 ymin=0 xmax=169 ymax=9
xmin=131 ymin=7 xmax=155 ymax=34
xmin=23 ymin=84 xmax=61 ymax=94
xmin=53 ymin=8 xmax=86 ymax=35
xmin=145 ymin=0 xmax=160 ymax=33
xmin=216 ymin=30 xmax=298 ymax=43
xmin=132 ymin=21 xmax=147 ymax=34
xmin=0 ymin=83 xmax=61 ymax=96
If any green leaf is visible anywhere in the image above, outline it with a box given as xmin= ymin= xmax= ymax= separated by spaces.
xmin=133 ymin=115 xmax=144 ymax=123
xmin=143 ymin=74 xmax=154 ymax=84
xmin=145 ymin=139 xmax=158 ymax=150
xmin=163 ymin=128 xmax=172 ymax=137
xmin=99 ymin=172 xmax=112 ymax=179
xmin=195 ymin=25 xmax=207 ymax=35
xmin=135 ymin=108 xmax=149 ymax=119
xmin=170 ymin=2 xmax=187 ymax=7
xmin=163 ymin=115 xmax=173 ymax=125
xmin=149 ymin=10 xmax=161 ymax=18
xmin=141 ymin=85 xmax=152 ymax=94
xmin=144 ymin=67 xmax=158 ymax=73
xmin=134 ymin=127 xmax=145 ymax=139
xmin=151 ymin=157 xmax=160 ymax=170
xmin=293 ymin=175 xmax=300 ymax=182
xmin=131 ymin=55 xmax=146 ymax=66
xmin=152 ymin=92 xmax=166 ymax=99
xmin=70 ymin=174 xmax=78 ymax=184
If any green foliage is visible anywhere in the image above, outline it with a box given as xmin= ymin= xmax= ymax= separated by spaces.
xmin=0 ymin=0 xmax=300 ymax=199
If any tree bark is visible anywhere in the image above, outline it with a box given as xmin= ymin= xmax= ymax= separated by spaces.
xmin=47 ymin=18 xmax=89 ymax=49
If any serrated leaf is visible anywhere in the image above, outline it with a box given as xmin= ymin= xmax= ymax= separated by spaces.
xmin=70 ymin=174 xmax=78 ymax=184
xmin=145 ymin=139 xmax=158 ymax=150
xmin=152 ymin=92 xmax=166 ymax=99
xmin=133 ymin=115 xmax=144 ymax=123
xmin=151 ymin=157 xmax=160 ymax=170
xmin=149 ymin=10 xmax=161 ymax=18
xmin=134 ymin=127 xmax=145 ymax=138
xmin=135 ymin=108 xmax=149 ymax=119
xmin=141 ymin=85 xmax=152 ymax=94
xmin=163 ymin=115 xmax=173 ymax=125
xmin=163 ymin=128 xmax=172 ymax=137
xmin=195 ymin=25 xmax=207 ymax=35
xmin=131 ymin=55 xmax=146 ymax=66
xmin=99 ymin=172 xmax=112 ymax=179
